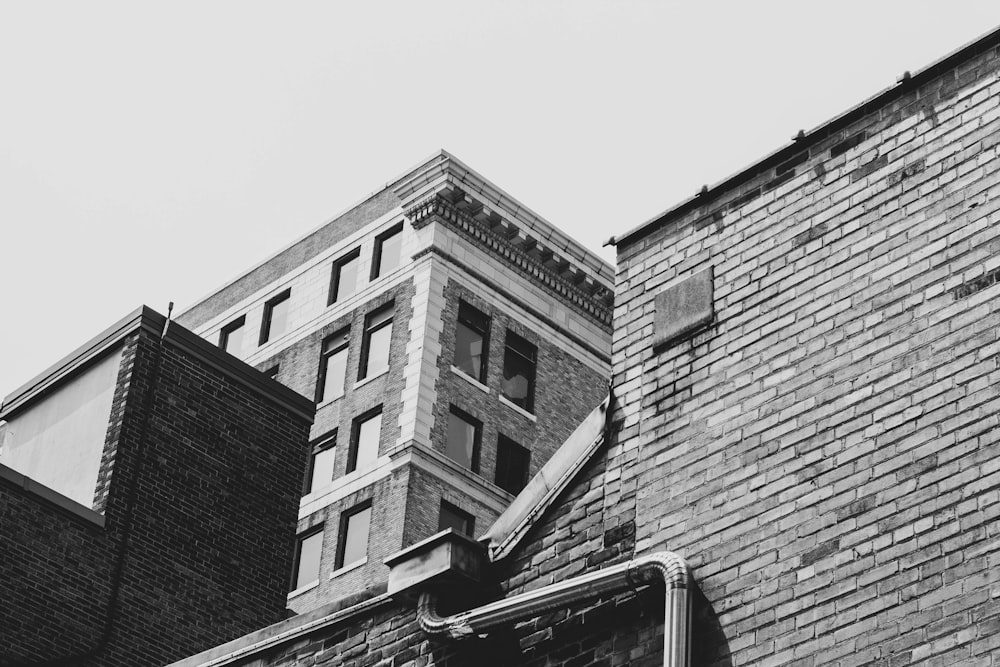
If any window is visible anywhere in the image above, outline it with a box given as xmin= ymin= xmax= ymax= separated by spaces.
xmin=336 ymin=502 xmax=372 ymax=569
xmin=371 ymin=223 xmax=403 ymax=280
xmin=328 ymin=250 xmax=361 ymax=305
xmin=317 ymin=328 xmax=350 ymax=402
xmin=260 ymin=290 xmax=291 ymax=345
xmin=501 ymin=331 xmax=537 ymax=413
xmin=438 ymin=500 xmax=475 ymax=537
xmin=495 ymin=435 xmax=531 ymax=494
xmin=454 ymin=301 xmax=490 ymax=383
xmin=263 ymin=365 xmax=280 ymax=380
xmin=348 ymin=408 xmax=382 ymax=473
xmin=304 ymin=431 xmax=337 ymax=495
xmin=359 ymin=303 xmax=393 ymax=380
xmin=445 ymin=407 xmax=481 ymax=472
xmin=290 ymin=526 xmax=323 ymax=591
xmin=219 ymin=316 xmax=246 ymax=354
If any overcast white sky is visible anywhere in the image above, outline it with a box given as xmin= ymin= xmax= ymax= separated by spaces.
xmin=2 ymin=2 xmax=999 ymax=397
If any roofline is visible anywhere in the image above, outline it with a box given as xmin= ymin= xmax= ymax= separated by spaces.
xmin=613 ymin=23 xmax=1000 ymax=248
xmin=1 ymin=306 xmax=314 ymax=423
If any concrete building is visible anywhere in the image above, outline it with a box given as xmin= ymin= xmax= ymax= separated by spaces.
xmin=174 ymin=151 xmax=615 ymax=611
xmin=173 ymin=24 xmax=1000 ymax=667
xmin=0 ymin=306 xmax=314 ymax=667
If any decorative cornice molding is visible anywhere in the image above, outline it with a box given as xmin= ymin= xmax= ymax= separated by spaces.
xmin=406 ymin=194 xmax=613 ymax=328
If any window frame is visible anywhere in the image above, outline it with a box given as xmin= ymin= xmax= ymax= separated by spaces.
xmin=304 ymin=430 xmax=338 ymax=495
xmin=454 ymin=301 xmax=491 ymax=384
xmin=370 ymin=222 xmax=404 ymax=280
xmin=328 ymin=248 xmax=362 ymax=306
xmin=218 ymin=315 xmax=246 ymax=353
xmin=495 ymin=434 xmax=531 ymax=495
xmin=358 ymin=302 xmax=394 ymax=381
xmin=335 ymin=500 xmax=373 ymax=570
xmin=259 ymin=289 xmax=291 ymax=345
xmin=347 ymin=406 xmax=383 ymax=474
xmin=316 ymin=327 xmax=351 ymax=403
xmin=445 ymin=405 xmax=482 ymax=474
xmin=290 ymin=524 xmax=324 ymax=592
xmin=438 ymin=500 xmax=475 ymax=537
xmin=501 ymin=330 xmax=538 ymax=413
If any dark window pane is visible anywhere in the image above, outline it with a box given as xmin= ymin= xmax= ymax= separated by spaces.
xmin=219 ymin=317 xmax=246 ymax=355
xmin=495 ymin=435 xmax=530 ymax=494
xmin=454 ymin=302 xmax=489 ymax=382
xmin=318 ymin=329 xmax=350 ymax=402
xmin=350 ymin=411 xmax=381 ymax=472
xmin=438 ymin=501 xmax=474 ymax=537
xmin=374 ymin=226 xmax=403 ymax=278
xmin=446 ymin=409 xmax=479 ymax=472
xmin=331 ymin=253 xmax=360 ymax=303
xmin=308 ymin=446 xmax=336 ymax=494
xmin=292 ymin=529 xmax=323 ymax=590
xmin=502 ymin=332 xmax=537 ymax=412
xmin=260 ymin=291 xmax=291 ymax=344
xmin=339 ymin=505 xmax=371 ymax=568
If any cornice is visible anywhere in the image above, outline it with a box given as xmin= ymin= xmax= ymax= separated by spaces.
xmin=406 ymin=194 xmax=613 ymax=329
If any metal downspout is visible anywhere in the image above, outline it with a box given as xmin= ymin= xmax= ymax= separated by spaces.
xmin=417 ymin=551 xmax=690 ymax=667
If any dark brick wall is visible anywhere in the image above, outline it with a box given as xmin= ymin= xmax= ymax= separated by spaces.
xmin=1 ymin=321 xmax=313 ymax=667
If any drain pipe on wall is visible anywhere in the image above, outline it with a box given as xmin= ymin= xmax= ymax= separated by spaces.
xmin=417 ymin=551 xmax=690 ymax=667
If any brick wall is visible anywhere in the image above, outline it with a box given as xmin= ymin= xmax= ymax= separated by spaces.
xmin=610 ymin=37 xmax=1000 ymax=666
xmin=1 ymin=313 xmax=313 ymax=667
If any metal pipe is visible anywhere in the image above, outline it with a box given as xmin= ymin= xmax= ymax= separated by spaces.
xmin=418 ymin=551 xmax=690 ymax=667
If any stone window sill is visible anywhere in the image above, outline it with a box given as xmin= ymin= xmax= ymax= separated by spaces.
xmin=329 ymin=558 xmax=367 ymax=580
xmin=287 ymin=579 xmax=319 ymax=600
xmin=451 ymin=366 xmax=489 ymax=393
xmin=354 ymin=368 xmax=389 ymax=391
xmin=499 ymin=395 xmax=537 ymax=422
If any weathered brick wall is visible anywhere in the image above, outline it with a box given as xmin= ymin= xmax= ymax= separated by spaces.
xmin=1 ymin=320 xmax=313 ymax=667
xmin=611 ymin=39 xmax=1000 ymax=665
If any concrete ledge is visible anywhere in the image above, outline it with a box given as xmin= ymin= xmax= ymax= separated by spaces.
xmin=0 ymin=463 xmax=105 ymax=528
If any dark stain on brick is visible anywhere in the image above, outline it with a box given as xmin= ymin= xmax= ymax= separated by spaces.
xmin=887 ymin=158 xmax=927 ymax=186
xmin=831 ymin=131 xmax=867 ymax=157
xmin=728 ymin=187 xmax=762 ymax=211
xmin=763 ymin=168 xmax=797 ymax=192
xmin=813 ymin=163 xmax=827 ymax=179
xmin=603 ymin=520 xmax=635 ymax=547
xmin=851 ymin=154 xmax=889 ymax=182
xmin=899 ymin=455 xmax=939 ymax=481
xmin=923 ymin=104 xmax=940 ymax=128
xmin=693 ymin=209 xmax=724 ymax=232
xmin=777 ymin=151 xmax=810 ymax=175
xmin=801 ymin=538 xmax=840 ymax=566
xmin=837 ymin=496 xmax=877 ymax=521
xmin=952 ymin=265 xmax=1000 ymax=300
xmin=793 ymin=223 xmax=828 ymax=248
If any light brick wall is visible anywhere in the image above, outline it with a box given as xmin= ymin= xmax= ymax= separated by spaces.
xmin=610 ymin=41 xmax=1000 ymax=666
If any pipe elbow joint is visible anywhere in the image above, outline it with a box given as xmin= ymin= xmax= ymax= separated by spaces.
xmin=628 ymin=551 xmax=689 ymax=590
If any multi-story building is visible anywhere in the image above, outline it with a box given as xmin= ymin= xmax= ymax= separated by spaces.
xmin=174 ymin=150 xmax=615 ymax=610
xmin=173 ymin=23 xmax=1000 ymax=667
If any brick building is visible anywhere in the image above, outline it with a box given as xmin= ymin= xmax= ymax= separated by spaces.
xmin=0 ymin=306 xmax=314 ymax=667
xmin=172 ymin=24 xmax=1000 ymax=667
xmin=174 ymin=151 xmax=615 ymax=611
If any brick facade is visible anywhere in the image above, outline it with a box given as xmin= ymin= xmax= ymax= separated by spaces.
xmin=1 ymin=309 xmax=313 ymax=667
xmin=172 ymin=28 xmax=1000 ymax=667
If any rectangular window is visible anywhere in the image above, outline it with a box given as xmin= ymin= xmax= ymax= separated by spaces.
xmin=348 ymin=407 xmax=382 ymax=474
xmin=502 ymin=331 xmax=537 ymax=413
xmin=445 ymin=406 xmax=481 ymax=473
xmin=317 ymin=328 xmax=350 ymax=402
xmin=336 ymin=501 xmax=372 ymax=569
xmin=358 ymin=303 xmax=393 ymax=380
xmin=454 ymin=301 xmax=490 ymax=383
xmin=290 ymin=526 xmax=324 ymax=591
xmin=219 ymin=316 xmax=246 ymax=355
xmin=259 ymin=290 xmax=291 ymax=345
xmin=371 ymin=223 xmax=403 ymax=280
xmin=438 ymin=500 xmax=475 ymax=537
xmin=328 ymin=249 xmax=361 ymax=305
xmin=304 ymin=431 xmax=337 ymax=495
xmin=495 ymin=434 xmax=531 ymax=494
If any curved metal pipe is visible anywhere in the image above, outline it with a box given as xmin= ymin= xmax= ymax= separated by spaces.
xmin=418 ymin=551 xmax=689 ymax=667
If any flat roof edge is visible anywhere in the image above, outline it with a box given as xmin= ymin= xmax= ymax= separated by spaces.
xmin=614 ymin=24 xmax=1000 ymax=248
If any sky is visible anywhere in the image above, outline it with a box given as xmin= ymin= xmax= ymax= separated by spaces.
xmin=2 ymin=1 xmax=1000 ymax=398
